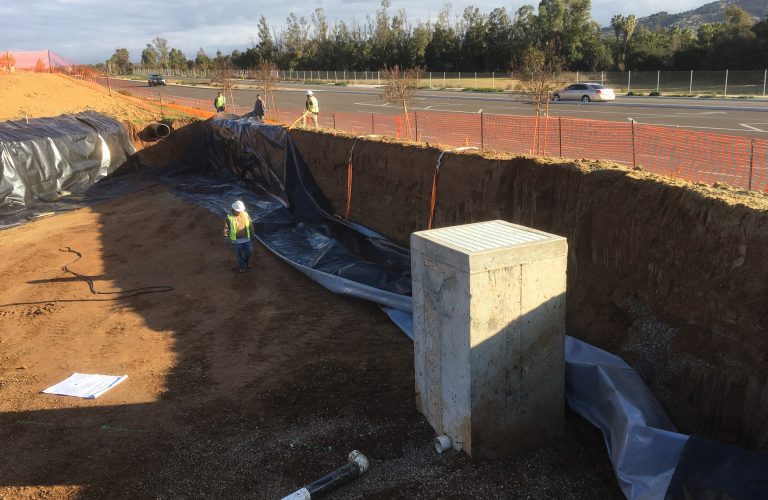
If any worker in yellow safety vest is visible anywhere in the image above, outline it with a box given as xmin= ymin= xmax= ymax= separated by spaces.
xmin=305 ymin=90 xmax=319 ymax=128
xmin=214 ymin=91 xmax=226 ymax=112
xmin=224 ymin=200 xmax=254 ymax=273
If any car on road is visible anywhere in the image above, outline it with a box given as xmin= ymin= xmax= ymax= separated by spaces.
xmin=552 ymin=83 xmax=615 ymax=102
xmin=148 ymin=74 xmax=166 ymax=87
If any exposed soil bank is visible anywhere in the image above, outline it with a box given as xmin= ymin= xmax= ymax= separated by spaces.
xmin=290 ymin=128 xmax=768 ymax=450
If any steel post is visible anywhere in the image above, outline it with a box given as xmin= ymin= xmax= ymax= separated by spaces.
xmin=689 ymin=70 xmax=693 ymax=95
xmin=749 ymin=139 xmax=755 ymax=191
xmin=631 ymin=119 xmax=637 ymax=168
xmin=480 ymin=112 xmax=484 ymax=149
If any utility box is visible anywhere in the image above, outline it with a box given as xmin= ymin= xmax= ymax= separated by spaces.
xmin=411 ymin=220 xmax=567 ymax=458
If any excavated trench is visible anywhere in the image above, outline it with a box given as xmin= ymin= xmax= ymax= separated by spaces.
xmin=131 ymin=119 xmax=768 ymax=450
xmin=285 ymin=129 xmax=768 ymax=451
xmin=7 ymin=114 xmax=766 ymax=450
xmin=4 ymin=113 xmax=767 ymax=497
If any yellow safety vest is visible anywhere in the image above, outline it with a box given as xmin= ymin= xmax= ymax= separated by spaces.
xmin=227 ymin=212 xmax=251 ymax=241
xmin=306 ymin=96 xmax=319 ymax=114
xmin=215 ymin=95 xmax=226 ymax=108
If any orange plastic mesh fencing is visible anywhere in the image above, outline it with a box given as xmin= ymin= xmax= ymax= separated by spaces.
xmin=752 ymin=139 xmax=768 ymax=191
xmin=482 ymin=114 xmax=540 ymax=155
xmin=559 ymin=118 xmax=635 ymax=166
xmin=636 ymin=124 xmax=754 ymax=186
xmin=333 ymin=111 xmax=376 ymax=135
xmin=414 ymin=111 xmax=482 ymax=148
xmin=1 ymin=51 xmax=87 ymax=74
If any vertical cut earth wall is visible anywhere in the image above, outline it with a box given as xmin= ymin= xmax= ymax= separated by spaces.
xmin=290 ymin=129 xmax=768 ymax=451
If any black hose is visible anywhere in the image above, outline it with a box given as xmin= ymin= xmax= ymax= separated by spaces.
xmin=0 ymin=247 xmax=174 ymax=308
xmin=306 ymin=461 xmax=362 ymax=496
xmin=281 ymin=450 xmax=368 ymax=499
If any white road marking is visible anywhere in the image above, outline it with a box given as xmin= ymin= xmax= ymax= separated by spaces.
xmin=673 ymin=111 xmax=727 ymax=115
xmin=740 ymin=123 xmax=766 ymax=132
xmin=353 ymin=102 xmax=467 ymax=113
xmin=626 ymin=121 xmax=766 ymax=133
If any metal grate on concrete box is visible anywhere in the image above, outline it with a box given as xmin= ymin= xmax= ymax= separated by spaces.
xmin=425 ymin=220 xmax=551 ymax=253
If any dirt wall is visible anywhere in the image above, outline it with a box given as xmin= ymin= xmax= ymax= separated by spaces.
xmin=290 ymin=128 xmax=768 ymax=450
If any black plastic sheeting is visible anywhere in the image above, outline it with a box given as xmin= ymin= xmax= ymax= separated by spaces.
xmin=665 ymin=436 xmax=768 ymax=500
xmin=0 ymin=112 xmax=135 ymax=229
xmin=163 ymin=116 xmax=412 ymax=311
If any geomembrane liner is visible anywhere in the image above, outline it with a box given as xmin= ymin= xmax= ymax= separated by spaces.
xmin=0 ymin=111 xmax=135 ymax=229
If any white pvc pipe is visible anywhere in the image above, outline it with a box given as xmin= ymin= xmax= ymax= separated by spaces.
xmin=434 ymin=435 xmax=452 ymax=453
xmin=282 ymin=488 xmax=311 ymax=500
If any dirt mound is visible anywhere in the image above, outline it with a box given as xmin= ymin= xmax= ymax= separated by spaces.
xmin=0 ymin=73 xmax=158 ymax=124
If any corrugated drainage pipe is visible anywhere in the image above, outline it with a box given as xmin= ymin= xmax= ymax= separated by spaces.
xmin=281 ymin=450 xmax=369 ymax=499
xmin=144 ymin=122 xmax=171 ymax=139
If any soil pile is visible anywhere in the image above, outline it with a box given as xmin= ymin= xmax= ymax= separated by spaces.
xmin=0 ymin=73 xmax=156 ymax=123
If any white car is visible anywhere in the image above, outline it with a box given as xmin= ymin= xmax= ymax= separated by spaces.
xmin=553 ymin=83 xmax=615 ymax=102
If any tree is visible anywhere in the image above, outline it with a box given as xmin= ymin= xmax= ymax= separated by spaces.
xmin=256 ymin=16 xmax=277 ymax=63
xmin=623 ymin=15 xmax=638 ymax=61
xmin=460 ymin=6 xmax=488 ymax=71
xmin=168 ymin=48 xmax=187 ymax=70
xmin=512 ymin=45 xmax=564 ymax=153
xmin=0 ymin=52 xmax=16 ymax=73
xmin=485 ymin=8 xmax=513 ymax=71
xmin=153 ymin=36 xmax=170 ymax=68
xmin=212 ymin=51 xmax=236 ymax=106
xmin=107 ymin=48 xmax=131 ymax=74
xmin=609 ymin=13 xmax=637 ymax=70
xmin=195 ymin=48 xmax=211 ymax=71
xmin=253 ymin=61 xmax=279 ymax=118
xmin=425 ymin=5 xmax=461 ymax=71
xmin=141 ymin=44 xmax=158 ymax=67
xmin=381 ymin=65 xmax=421 ymax=139
xmin=282 ymin=13 xmax=310 ymax=68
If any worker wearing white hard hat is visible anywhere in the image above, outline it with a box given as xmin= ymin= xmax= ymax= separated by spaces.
xmin=305 ymin=90 xmax=319 ymax=128
xmin=224 ymin=200 xmax=254 ymax=273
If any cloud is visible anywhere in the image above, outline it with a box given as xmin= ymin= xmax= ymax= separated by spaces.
xmin=0 ymin=0 xmax=711 ymax=63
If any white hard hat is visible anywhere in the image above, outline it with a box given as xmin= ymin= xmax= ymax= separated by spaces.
xmin=231 ymin=200 xmax=245 ymax=212
xmin=306 ymin=89 xmax=314 ymax=95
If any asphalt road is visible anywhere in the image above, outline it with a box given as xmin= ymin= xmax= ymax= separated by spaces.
xmin=118 ymin=79 xmax=768 ymax=138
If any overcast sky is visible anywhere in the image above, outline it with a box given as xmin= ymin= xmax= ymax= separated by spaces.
xmin=1 ymin=0 xmax=708 ymax=63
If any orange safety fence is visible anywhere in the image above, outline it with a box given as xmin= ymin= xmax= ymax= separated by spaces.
xmin=1 ymin=50 xmax=92 ymax=75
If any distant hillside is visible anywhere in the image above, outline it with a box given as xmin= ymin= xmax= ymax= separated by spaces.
xmin=637 ymin=0 xmax=767 ymax=30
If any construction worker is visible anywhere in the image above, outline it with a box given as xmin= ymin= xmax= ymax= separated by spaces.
xmin=224 ymin=200 xmax=253 ymax=273
xmin=253 ymin=94 xmax=265 ymax=121
xmin=214 ymin=91 xmax=226 ymax=112
xmin=305 ymin=90 xmax=319 ymax=128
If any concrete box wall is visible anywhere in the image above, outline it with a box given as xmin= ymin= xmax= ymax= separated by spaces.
xmin=412 ymin=220 xmax=567 ymax=458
